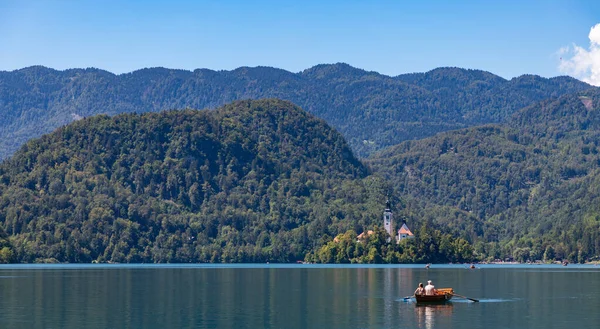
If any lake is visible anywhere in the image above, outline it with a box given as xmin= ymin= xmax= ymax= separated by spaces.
xmin=0 ymin=264 xmax=599 ymax=328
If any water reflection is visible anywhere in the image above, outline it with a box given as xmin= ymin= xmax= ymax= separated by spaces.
xmin=414 ymin=303 xmax=453 ymax=329
xmin=0 ymin=267 xmax=413 ymax=328
xmin=2 ymin=265 xmax=600 ymax=328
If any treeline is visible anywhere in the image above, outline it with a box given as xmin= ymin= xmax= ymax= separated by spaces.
xmin=0 ymin=227 xmax=13 ymax=263
xmin=309 ymin=224 xmax=473 ymax=264
xmin=0 ymin=64 xmax=591 ymax=160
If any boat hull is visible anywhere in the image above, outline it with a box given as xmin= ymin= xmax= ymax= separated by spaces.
xmin=415 ymin=288 xmax=453 ymax=303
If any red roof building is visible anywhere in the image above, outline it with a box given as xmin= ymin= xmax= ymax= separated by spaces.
xmin=398 ymin=222 xmax=414 ymax=242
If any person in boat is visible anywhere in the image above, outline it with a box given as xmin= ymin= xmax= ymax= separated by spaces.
xmin=424 ymin=280 xmax=437 ymax=295
xmin=414 ymin=283 xmax=425 ymax=296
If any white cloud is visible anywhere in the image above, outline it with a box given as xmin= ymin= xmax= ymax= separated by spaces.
xmin=558 ymin=23 xmax=600 ymax=86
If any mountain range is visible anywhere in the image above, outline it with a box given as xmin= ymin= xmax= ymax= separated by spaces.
xmin=0 ymin=63 xmax=592 ymax=161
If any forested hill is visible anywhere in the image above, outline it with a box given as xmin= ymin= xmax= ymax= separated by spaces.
xmin=0 ymin=64 xmax=592 ymax=160
xmin=0 ymin=99 xmax=386 ymax=263
xmin=0 ymin=98 xmax=483 ymax=264
xmin=368 ymin=89 xmax=600 ymax=263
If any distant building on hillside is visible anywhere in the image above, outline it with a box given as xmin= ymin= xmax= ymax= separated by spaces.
xmin=383 ymin=200 xmax=394 ymax=242
xmin=383 ymin=200 xmax=414 ymax=243
xmin=397 ymin=221 xmax=414 ymax=242
xmin=356 ymin=230 xmax=374 ymax=243
xmin=355 ymin=200 xmax=414 ymax=244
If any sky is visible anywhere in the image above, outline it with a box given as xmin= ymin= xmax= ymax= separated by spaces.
xmin=1 ymin=0 xmax=600 ymax=84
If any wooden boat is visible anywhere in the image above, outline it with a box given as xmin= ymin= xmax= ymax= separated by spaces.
xmin=415 ymin=288 xmax=454 ymax=303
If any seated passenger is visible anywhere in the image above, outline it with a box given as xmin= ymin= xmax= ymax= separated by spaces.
xmin=414 ymin=283 xmax=425 ymax=295
xmin=424 ymin=280 xmax=437 ymax=296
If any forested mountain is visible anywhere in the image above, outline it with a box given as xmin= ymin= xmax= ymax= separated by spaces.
xmin=368 ymin=89 xmax=600 ymax=263
xmin=0 ymin=64 xmax=591 ymax=160
xmin=3 ymin=92 xmax=600 ymax=264
xmin=0 ymin=99 xmax=369 ymax=262
xmin=0 ymin=99 xmax=475 ymax=263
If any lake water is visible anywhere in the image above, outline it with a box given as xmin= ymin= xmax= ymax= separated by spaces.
xmin=1 ymin=264 xmax=599 ymax=328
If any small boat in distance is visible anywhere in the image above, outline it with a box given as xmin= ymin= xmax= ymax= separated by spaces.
xmin=415 ymin=288 xmax=454 ymax=303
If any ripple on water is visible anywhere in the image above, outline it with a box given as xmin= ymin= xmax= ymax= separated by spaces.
xmin=396 ymin=298 xmax=519 ymax=303
xmin=476 ymin=298 xmax=518 ymax=303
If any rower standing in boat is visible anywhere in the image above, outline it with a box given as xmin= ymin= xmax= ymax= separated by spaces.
xmin=425 ymin=280 xmax=437 ymax=295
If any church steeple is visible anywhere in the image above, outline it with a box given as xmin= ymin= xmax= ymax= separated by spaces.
xmin=383 ymin=200 xmax=393 ymax=240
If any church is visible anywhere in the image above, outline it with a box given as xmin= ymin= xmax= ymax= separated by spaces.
xmin=383 ymin=200 xmax=414 ymax=243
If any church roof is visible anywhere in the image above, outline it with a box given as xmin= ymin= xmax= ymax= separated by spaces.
xmin=398 ymin=223 xmax=414 ymax=236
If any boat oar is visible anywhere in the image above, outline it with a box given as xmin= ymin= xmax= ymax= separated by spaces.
xmin=403 ymin=296 xmax=414 ymax=301
xmin=452 ymin=293 xmax=479 ymax=302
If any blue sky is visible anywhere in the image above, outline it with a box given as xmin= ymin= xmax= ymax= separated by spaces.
xmin=1 ymin=0 xmax=599 ymax=81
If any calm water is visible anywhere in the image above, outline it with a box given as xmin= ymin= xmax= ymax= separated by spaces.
xmin=1 ymin=264 xmax=599 ymax=328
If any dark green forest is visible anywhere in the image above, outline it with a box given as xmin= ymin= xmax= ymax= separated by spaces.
xmin=1 ymin=66 xmax=600 ymax=264
xmin=0 ymin=64 xmax=591 ymax=160
xmin=0 ymin=99 xmax=473 ymax=263
xmin=368 ymin=89 xmax=600 ymax=263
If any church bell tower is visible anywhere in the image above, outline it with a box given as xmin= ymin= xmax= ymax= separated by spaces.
xmin=383 ymin=200 xmax=393 ymax=240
